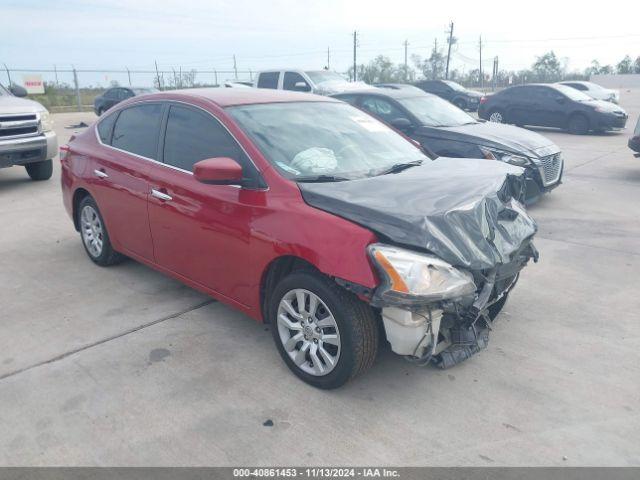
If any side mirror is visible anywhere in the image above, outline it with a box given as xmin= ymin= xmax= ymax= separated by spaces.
xmin=193 ymin=157 xmax=244 ymax=185
xmin=10 ymin=85 xmax=28 ymax=97
xmin=390 ymin=117 xmax=413 ymax=131
xmin=293 ymin=81 xmax=311 ymax=92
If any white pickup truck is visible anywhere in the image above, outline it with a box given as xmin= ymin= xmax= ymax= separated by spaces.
xmin=254 ymin=69 xmax=369 ymax=96
xmin=0 ymin=83 xmax=57 ymax=181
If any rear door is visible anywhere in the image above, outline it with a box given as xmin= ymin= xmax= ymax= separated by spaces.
xmin=90 ymin=103 xmax=162 ymax=260
xmin=146 ymin=103 xmax=265 ymax=306
xmin=256 ymin=72 xmax=280 ymax=89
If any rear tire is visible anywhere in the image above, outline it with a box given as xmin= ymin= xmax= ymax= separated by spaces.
xmin=488 ymin=109 xmax=506 ymax=123
xmin=25 ymin=159 xmax=53 ymax=181
xmin=77 ymin=196 xmax=125 ymax=266
xmin=568 ymin=114 xmax=589 ymax=135
xmin=269 ymin=270 xmax=378 ymax=389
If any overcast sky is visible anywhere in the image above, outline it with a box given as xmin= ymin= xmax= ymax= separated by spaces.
xmin=2 ymin=0 xmax=640 ymax=86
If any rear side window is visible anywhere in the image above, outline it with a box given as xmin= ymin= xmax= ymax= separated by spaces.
xmin=163 ymin=105 xmax=246 ymax=172
xmin=112 ymin=103 xmax=163 ymax=159
xmin=257 ymin=72 xmax=279 ymax=89
xmin=97 ymin=112 xmax=118 ymax=144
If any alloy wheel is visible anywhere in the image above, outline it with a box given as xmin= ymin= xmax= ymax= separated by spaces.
xmin=276 ymin=288 xmax=341 ymax=376
xmin=489 ymin=111 xmax=504 ymax=123
xmin=80 ymin=205 xmax=104 ymax=258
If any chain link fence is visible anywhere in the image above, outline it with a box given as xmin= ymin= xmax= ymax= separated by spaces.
xmin=2 ymin=67 xmax=255 ymax=112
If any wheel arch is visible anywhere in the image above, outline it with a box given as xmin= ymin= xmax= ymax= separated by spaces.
xmin=567 ymin=110 xmax=590 ymax=129
xmin=260 ymin=255 xmax=320 ymax=324
xmin=72 ymin=187 xmax=92 ymax=231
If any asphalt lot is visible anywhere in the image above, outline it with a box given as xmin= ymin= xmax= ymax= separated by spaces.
xmin=1 ymin=91 xmax=639 ymax=467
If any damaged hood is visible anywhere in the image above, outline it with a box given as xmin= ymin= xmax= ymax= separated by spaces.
xmin=298 ymin=158 xmax=537 ymax=270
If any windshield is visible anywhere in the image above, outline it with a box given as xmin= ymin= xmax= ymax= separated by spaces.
xmin=132 ymin=88 xmax=159 ymax=95
xmin=442 ymin=80 xmax=466 ymax=92
xmin=399 ymin=95 xmax=476 ymax=127
xmin=305 ymin=71 xmax=346 ymax=85
xmin=228 ymin=102 xmax=426 ymax=180
xmin=553 ymin=84 xmax=593 ymax=102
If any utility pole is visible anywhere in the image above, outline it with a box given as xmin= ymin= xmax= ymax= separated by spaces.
xmin=126 ymin=67 xmax=131 ymax=86
xmin=72 ymin=66 xmax=81 ymax=111
xmin=327 ymin=47 xmax=330 ymax=70
xmin=54 ymin=64 xmax=59 ymax=86
xmin=479 ymin=35 xmax=483 ymax=90
xmin=352 ymin=31 xmax=358 ymax=82
xmin=403 ymin=40 xmax=409 ymax=81
xmin=233 ymin=55 xmax=238 ymax=80
xmin=445 ymin=21 xmax=454 ymax=79
xmin=492 ymin=56 xmax=499 ymax=90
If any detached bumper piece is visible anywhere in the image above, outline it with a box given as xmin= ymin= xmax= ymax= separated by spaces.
xmin=383 ymin=242 xmax=538 ymax=369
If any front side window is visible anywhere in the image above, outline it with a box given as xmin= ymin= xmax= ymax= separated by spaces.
xmin=111 ymin=103 xmax=163 ymax=159
xmin=442 ymin=80 xmax=466 ymax=92
xmin=97 ymin=112 xmax=118 ymax=144
xmin=163 ymin=105 xmax=246 ymax=172
xmin=398 ymin=95 xmax=475 ymax=127
xmin=227 ymin=102 xmax=426 ymax=180
xmin=360 ymin=97 xmax=405 ymax=124
xmin=257 ymin=72 xmax=279 ymax=89
xmin=283 ymin=72 xmax=311 ymax=91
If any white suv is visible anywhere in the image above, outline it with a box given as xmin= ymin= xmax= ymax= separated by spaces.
xmin=254 ymin=69 xmax=368 ymax=96
xmin=0 ymin=83 xmax=58 ymax=180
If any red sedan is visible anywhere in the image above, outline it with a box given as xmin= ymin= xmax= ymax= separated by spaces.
xmin=61 ymin=88 xmax=537 ymax=388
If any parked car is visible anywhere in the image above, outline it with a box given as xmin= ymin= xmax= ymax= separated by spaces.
xmin=478 ymin=84 xmax=628 ymax=135
xmin=61 ymin=88 xmax=538 ymax=389
xmin=0 ymin=83 xmax=58 ymax=180
xmin=413 ymin=79 xmax=483 ymax=111
xmin=333 ymin=86 xmax=563 ymax=204
xmin=93 ymin=86 xmax=159 ymax=115
xmin=629 ymin=116 xmax=640 ymax=157
xmin=558 ymin=81 xmax=619 ymax=104
xmin=254 ymin=69 xmax=368 ymax=95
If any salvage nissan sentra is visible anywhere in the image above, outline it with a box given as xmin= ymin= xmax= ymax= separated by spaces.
xmin=60 ymin=88 xmax=538 ymax=389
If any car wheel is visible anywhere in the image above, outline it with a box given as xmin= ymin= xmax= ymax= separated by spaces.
xmin=454 ymin=99 xmax=467 ymax=110
xmin=25 ymin=159 xmax=53 ymax=181
xmin=488 ymin=109 xmax=506 ymax=123
xmin=78 ymin=196 xmax=125 ymax=266
xmin=568 ymin=114 xmax=589 ymax=135
xmin=270 ymin=270 xmax=378 ymax=389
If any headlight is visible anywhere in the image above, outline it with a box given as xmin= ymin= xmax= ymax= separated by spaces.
xmin=479 ymin=146 xmax=530 ymax=167
xmin=368 ymin=244 xmax=476 ymax=305
xmin=39 ymin=110 xmax=53 ymax=132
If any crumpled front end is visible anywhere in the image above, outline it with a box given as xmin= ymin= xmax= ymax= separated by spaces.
xmin=299 ymin=157 xmax=539 ymax=367
xmin=374 ymin=240 xmax=537 ymax=368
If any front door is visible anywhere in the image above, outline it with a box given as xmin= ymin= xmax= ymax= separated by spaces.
xmin=147 ymin=103 xmax=266 ymax=307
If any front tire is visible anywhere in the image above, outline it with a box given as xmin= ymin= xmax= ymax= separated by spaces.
xmin=78 ymin=196 xmax=125 ymax=266
xmin=568 ymin=114 xmax=589 ymax=135
xmin=269 ymin=271 xmax=378 ymax=389
xmin=25 ymin=159 xmax=53 ymax=181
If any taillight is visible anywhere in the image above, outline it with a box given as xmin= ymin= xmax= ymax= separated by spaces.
xmin=59 ymin=145 xmax=70 ymax=162
xmin=480 ymin=96 xmax=488 ymax=104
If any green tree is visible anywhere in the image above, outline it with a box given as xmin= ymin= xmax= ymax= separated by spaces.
xmin=531 ymin=51 xmax=563 ymax=82
xmin=412 ymin=44 xmax=445 ymax=80
xmin=617 ymin=55 xmax=633 ymax=74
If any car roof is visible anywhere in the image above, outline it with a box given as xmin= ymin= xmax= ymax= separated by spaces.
xmin=334 ymin=86 xmax=434 ymax=100
xmin=139 ymin=87 xmax=339 ymax=107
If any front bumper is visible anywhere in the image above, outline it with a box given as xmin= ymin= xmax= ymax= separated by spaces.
xmin=596 ymin=113 xmax=628 ymax=131
xmin=378 ymin=242 xmax=538 ymax=367
xmin=0 ymin=131 xmax=58 ymax=168
xmin=522 ymin=152 xmax=564 ymax=204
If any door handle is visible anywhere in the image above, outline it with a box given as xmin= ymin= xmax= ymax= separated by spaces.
xmin=93 ymin=169 xmax=108 ymax=179
xmin=151 ymin=189 xmax=172 ymax=201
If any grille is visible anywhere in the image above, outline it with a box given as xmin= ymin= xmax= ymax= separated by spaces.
xmin=538 ymin=153 xmax=563 ymax=186
xmin=0 ymin=113 xmax=39 ymax=139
